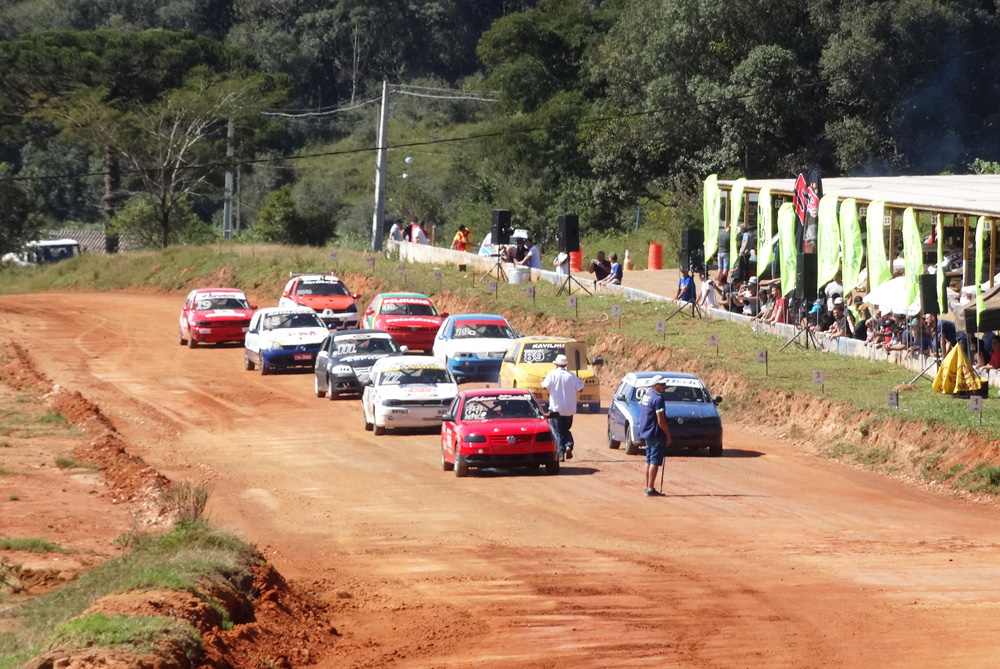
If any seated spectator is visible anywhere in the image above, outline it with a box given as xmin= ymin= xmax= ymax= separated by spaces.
xmin=720 ymin=279 xmax=745 ymax=313
xmin=827 ymin=302 xmax=850 ymax=339
xmin=926 ymin=313 xmax=956 ymax=355
xmin=698 ymin=270 xmax=719 ymax=309
xmin=754 ymin=286 xmax=776 ymax=322
xmin=740 ymin=277 xmax=762 ymax=317
xmin=900 ymin=318 xmax=933 ymax=356
xmin=766 ymin=286 xmax=788 ymax=324
xmin=599 ymin=253 xmax=624 ymax=285
xmin=587 ymin=251 xmax=611 ymax=281
xmin=982 ymin=337 xmax=1000 ymax=371
xmin=853 ymin=306 xmax=871 ymax=341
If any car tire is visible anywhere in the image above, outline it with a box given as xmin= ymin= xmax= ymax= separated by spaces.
xmin=374 ymin=425 xmax=385 ymax=436
xmin=259 ymin=359 xmax=270 ymax=376
xmin=441 ymin=449 xmax=454 ymax=471
xmin=327 ymin=378 xmax=338 ymax=401
xmin=607 ymin=422 xmax=621 ymax=449
xmin=244 ymin=352 xmax=255 ymax=371
xmin=624 ymin=423 xmax=640 ymax=456
xmin=589 ymin=399 xmax=601 ymax=414
xmin=314 ymin=375 xmax=326 ymax=398
xmin=178 ymin=327 xmax=186 ymax=346
xmin=545 ymin=460 xmax=560 ymax=475
xmin=709 ymin=442 xmax=723 ymax=457
xmin=188 ymin=334 xmax=198 ymax=349
xmin=454 ymin=455 xmax=469 ymax=478
xmin=364 ymin=412 xmax=373 ymax=431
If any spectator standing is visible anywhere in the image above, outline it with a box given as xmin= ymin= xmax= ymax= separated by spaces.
xmin=599 ymin=253 xmax=624 ymax=285
xmin=389 ymin=218 xmax=404 ymax=242
xmin=541 ymin=354 xmax=584 ymax=461
xmin=517 ymin=237 xmax=542 ymax=269
xmin=717 ymin=225 xmax=731 ymax=272
xmin=675 ymin=268 xmax=697 ymax=303
xmin=553 ymin=251 xmax=569 ymax=276
xmin=413 ymin=221 xmax=430 ymax=245
xmin=404 ymin=218 xmax=418 ymax=242
xmin=825 ymin=274 xmax=843 ymax=311
xmin=450 ymin=225 xmax=471 ymax=251
xmin=638 ymin=375 xmax=672 ymax=497
xmin=587 ymin=251 xmax=611 ymax=282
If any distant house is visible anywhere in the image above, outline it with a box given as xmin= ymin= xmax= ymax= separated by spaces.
xmin=43 ymin=229 xmax=142 ymax=254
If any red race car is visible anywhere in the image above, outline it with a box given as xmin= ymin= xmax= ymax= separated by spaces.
xmin=279 ymin=273 xmax=361 ymax=330
xmin=178 ymin=288 xmax=256 ymax=348
xmin=440 ymin=388 xmax=559 ymax=477
xmin=361 ymin=292 xmax=447 ymax=352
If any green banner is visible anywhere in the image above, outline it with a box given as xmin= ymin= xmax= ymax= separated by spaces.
xmin=937 ymin=216 xmax=945 ymax=314
xmin=976 ymin=216 xmax=986 ymax=328
xmin=778 ymin=202 xmax=797 ymax=297
xmin=729 ymin=178 xmax=746 ymax=261
xmin=839 ymin=198 xmax=863 ymax=295
xmin=902 ymin=208 xmax=923 ymax=309
xmin=703 ymin=175 xmax=720 ymax=261
xmin=757 ymin=183 xmax=773 ymax=275
xmin=865 ymin=200 xmax=892 ymax=290
xmin=817 ymin=194 xmax=840 ymax=288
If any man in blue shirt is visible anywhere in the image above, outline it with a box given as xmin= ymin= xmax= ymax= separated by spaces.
xmin=599 ymin=253 xmax=624 ymax=285
xmin=675 ymin=268 xmax=696 ymax=303
xmin=638 ymin=376 xmax=672 ymax=496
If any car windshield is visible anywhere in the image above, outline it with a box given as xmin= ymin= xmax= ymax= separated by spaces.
xmin=296 ymin=281 xmax=349 ymax=296
xmin=194 ymin=297 xmax=249 ymax=310
xmin=461 ymin=395 xmax=542 ymax=421
xmin=379 ymin=367 xmax=452 ymax=385
xmin=452 ymin=322 xmax=514 ymax=339
xmin=519 ymin=343 xmax=564 ymax=364
xmin=380 ymin=300 xmax=437 ymax=316
xmin=635 ymin=382 xmax=710 ymax=403
xmin=333 ymin=336 xmax=399 ymax=355
xmin=262 ymin=313 xmax=325 ymax=330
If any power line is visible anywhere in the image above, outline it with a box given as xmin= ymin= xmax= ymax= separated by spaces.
xmin=393 ymin=90 xmax=497 ymax=102
xmin=261 ymin=96 xmax=381 ymax=119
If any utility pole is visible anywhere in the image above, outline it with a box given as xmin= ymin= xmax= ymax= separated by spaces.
xmin=371 ymin=81 xmax=389 ymax=252
xmin=223 ymin=116 xmax=234 ymax=240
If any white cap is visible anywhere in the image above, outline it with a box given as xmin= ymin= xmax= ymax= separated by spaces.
xmin=554 ymin=354 xmax=568 ymax=366
xmin=650 ymin=374 xmax=667 ymax=385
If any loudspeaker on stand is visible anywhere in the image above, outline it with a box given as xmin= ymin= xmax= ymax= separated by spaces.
xmin=558 ymin=214 xmax=580 ymax=253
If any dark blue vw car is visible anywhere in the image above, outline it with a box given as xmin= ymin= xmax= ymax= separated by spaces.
xmin=606 ymin=371 xmax=723 ymax=457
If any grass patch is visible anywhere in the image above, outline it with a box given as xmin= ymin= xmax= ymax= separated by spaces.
xmin=161 ymin=482 xmax=210 ymax=524
xmin=957 ymin=463 xmax=1000 ymax=494
xmin=0 ymin=468 xmax=19 ymax=476
xmin=0 ymin=441 xmax=10 ymax=448
xmin=37 ymin=411 xmax=67 ymax=425
xmin=54 ymin=455 xmax=98 ymax=470
xmin=858 ymin=447 xmax=893 ymax=467
xmin=46 ymin=613 xmax=201 ymax=660
xmin=0 ymin=538 xmax=71 ymax=554
xmin=0 ymin=521 xmax=257 ymax=666
xmin=7 ymin=495 xmax=18 ymax=501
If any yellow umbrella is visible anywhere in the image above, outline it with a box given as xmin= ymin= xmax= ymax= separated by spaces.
xmin=932 ymin=345 xmax=983 ymax=394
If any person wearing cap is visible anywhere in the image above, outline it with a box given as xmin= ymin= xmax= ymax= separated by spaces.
xmin=740 ymin=276 xmax=761 ymax=317
xmin=389 ymin=218 xmax=404 ymax=242
xmin=638 ymin=376 xmax=672 ymax=497
xmin=540 ymin=354 xmax=584 ymax=461
xmin=824 ymin=274 xmax=843 ymax=311
xmin=517 ymin=237 xmax=542 ymax=269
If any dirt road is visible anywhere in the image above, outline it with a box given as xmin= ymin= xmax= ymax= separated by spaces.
xmin=4 ymin=292 xmax=1000 ymax=668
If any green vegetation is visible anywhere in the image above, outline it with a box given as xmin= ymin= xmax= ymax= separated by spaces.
xmin=958 ymin=464 xmax=1000 ymax=494
xmin=0 ymin=407 xmax=80 ymax=439
xmin=7 ymin=495 xmax=19 ymax=502
xmin=47 ymin=614 xmax=202 ymax=660
xmin=0 ymin=521 xmax=256 ymax=666
xmin=0 ymin=538 xmax=71 ymax=554
xmin=54 ymin=455 xmax=98 ymax=470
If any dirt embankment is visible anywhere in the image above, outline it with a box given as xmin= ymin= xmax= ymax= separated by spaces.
xmin=1 ymin=340 xmax=338 ymax=668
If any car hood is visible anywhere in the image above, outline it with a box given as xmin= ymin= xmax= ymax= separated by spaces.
xmin=457 ymin=418 xmax=549 ymax=435
xmin=293 ymin=295 xmax=355 ymax=310
xmin=261 ymin=327 xmax=328 ymax=346
xmin=376 ymin=383 xmax=458 ymax=400
xmin=191 ymin=308 xmax=253 ymax=321
xmin=515 ymin=364 xmax=596 ymax=380
xmin=379 ymin=315 xmax=442 ymax=328
xmin=623 ymin=400 xmax=719 ymax=420
xmin=334 ymin=352 xmax=401 ymax=368
xmin=443 ymin=338 xmax=515 ymax=355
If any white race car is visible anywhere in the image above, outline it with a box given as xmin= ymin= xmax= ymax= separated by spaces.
xmin=362 ymin=355 xmax=458 ymax=435
xmin=244 ymin=306 xmax=329 ymax=375
xmin=431 ymin=313 xmax=517 ymax=382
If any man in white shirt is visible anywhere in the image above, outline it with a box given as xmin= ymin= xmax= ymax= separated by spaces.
xmin=388 ymin=219 xmax=403 ymax=242
xmin=540 ymin=354 xmax=584 ymax=461
xmin=517 ymin=237 xmax=542 ymax=269
xmin=413 ymin=222 xmax=430 ymax=245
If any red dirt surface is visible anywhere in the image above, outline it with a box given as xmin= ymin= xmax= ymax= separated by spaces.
xmin=5 ymin=292 xmax=1000 ymax=668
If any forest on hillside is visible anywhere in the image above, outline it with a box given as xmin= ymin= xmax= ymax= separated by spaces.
xmin=1 ymin=0 xmax=1000 ymax=255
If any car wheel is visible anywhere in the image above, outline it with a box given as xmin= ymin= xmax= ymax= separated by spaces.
xmin=178 ymin=327 xmax=186 ymax=346
xmin=244 ymin=352 xmax=255 ymax=371
xmin=709 ymin=442 xmax=723 ymax=457
xmin=589 ymin=399 xmax=601 ymax=414
xmin=327 ymin=378 xmax=338 ymax=401
xmin=259 ymin=359 xmax=270 ymax=376
xmin=607 ymin=422 xmax=621 ymax=449
xmin=545 ymin=460 xmax=560 ymax=475
xmin=188 ymin=333 xmax=198 ymax=348
xmin=374 ymin=425 xmax=385 ymax=436
xmin=314 ymin=374 xmax=326 ymax=398
xmin=364 ymin=411 xmax=373 ymax=431
xmin=624 ymin=422 xmax=640 ymax=456
xmin=454 ymin=455 xmax=469 ymax=478
xmin=441 ymin=448 xmax=454 ymax=471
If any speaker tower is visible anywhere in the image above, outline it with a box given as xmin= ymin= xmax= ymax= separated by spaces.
xmin=920 ymin=273 xmax=943 ymax=316
xmin=680 ymin=228 xmax=704 ymax=273
xmin=558 ymin=214 xmax=580 ymax=253
xmin=491 ymin=210 xmax=511 ymax=246
xmin=794 ymin=253 xmax=818 ymax=301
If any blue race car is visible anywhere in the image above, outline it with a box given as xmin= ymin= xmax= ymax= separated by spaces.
xmin=606 ymin=371 xmax=724 ymax=457
xmin=432 ymin=313 xmax=517 ymax=383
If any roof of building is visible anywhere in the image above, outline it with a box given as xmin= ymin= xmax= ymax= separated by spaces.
xmin=718 ymin=175 xmax=1000 ymax=218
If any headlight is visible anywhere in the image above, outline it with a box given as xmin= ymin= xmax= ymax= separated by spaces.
xmin=195 ymin=320 xmax=213 ymax=326
xmin=331 ymin=365 xmax=353 ymax=375
xmin=455 ymin=352 xmax=474 ymax=359
xmin=264 ymin=339 xmax=283 ymax=350
xmin=536 ymin=431 xmax=555 ymax=442
xmin=464 ymin=434 xmax=487 ymax=443
xmin=382 ymin=398 xmax=402 ymax=406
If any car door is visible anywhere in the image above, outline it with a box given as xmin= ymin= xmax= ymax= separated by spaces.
xmin=432 ymin=317 xmax=452 ymax=362
xmin=498 ymin=341 xmax=520 ymax=388
xmin=441 ymin=396 xmax=461 ymax=462
xmin=315 ymin=334 xmax=332 ymax=386
xmin=180 ymin=291 xmax=195 ymax=337
xmin=245 ymin=311 xmax=263 ymax=361
xmin=609 ymin=381 xmax=630 ymax=441
xmin=363 ymin=296 xmax=379 ymax=329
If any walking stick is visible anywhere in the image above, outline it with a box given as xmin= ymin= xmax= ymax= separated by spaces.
xmin=659 ymin=460 xmax=665 ymax=493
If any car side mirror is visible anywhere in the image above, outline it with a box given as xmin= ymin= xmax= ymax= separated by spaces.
xmin=440 ymin=312 xmax=450 ymax=319
xmin=365 ymin=308 xmax=374 ymax=316
xmin=251 ymin=304 xmax=258 ymax=311
xmin=713 ymin=395 xmax=723 ymax=405
xmin=399 ymin=345 xmax=408 ymax=354
xmin=441 ymin=413 xmax=455 ymax=422
xmin=248 ymin=328 xmax=257 ymax=334
xmin=353 ymin=293 xmax=361 ymax=299
xmin=593 ymin=357 xmax=604 ymax=366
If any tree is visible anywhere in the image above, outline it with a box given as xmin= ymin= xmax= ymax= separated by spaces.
xmin=0 ymin=169 xmax=36 ymax=257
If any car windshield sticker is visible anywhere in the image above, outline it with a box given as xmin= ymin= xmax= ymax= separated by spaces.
xmin=454 ymin=326 xmax=478 ymax=338
xmin=195 ymin=297 xmax=249 ymax=310
xmin=336 ymin=343 xmax=357 ymax=354
xmin=296 ymin=281 xmax=349 ymax=296
xmin=264 ymin=313 xmax=324 ymax=330
xmin=452 ymin=322 xmax=514 ymax=339
xmin=521 ymin=343 xmax=564 ymax=363
xmin=462 ymin=395 xmax=540 ymax=420
xmin=380 ymin=299 xmax=437 ymax=316
xmin=379 ymin=366 xmax=451 ymax=385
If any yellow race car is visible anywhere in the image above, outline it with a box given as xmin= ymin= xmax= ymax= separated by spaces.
xmin=498 ymin=336 xmax=603 ymax=413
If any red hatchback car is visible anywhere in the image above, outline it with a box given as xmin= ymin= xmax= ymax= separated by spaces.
xmin=361 ymin=292 xmax=446 ymax=352
xmin=179 ymin=288 xmax=255 ymax=347
xmin=440 ymin=388 xmax=559 ymax=477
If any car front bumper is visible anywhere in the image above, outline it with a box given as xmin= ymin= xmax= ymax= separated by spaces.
xmin=447 ymin=358 xmax=503 ymax=381
xmin=457 ymin=450 xmax=558 ymax=469
xmin=375 ymin=404 xmax=451 ymax=428
xmin=260 ymin=346 xmax=321 ymax=369
xmin=190 ymin=324 xmax=249 ymax=344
